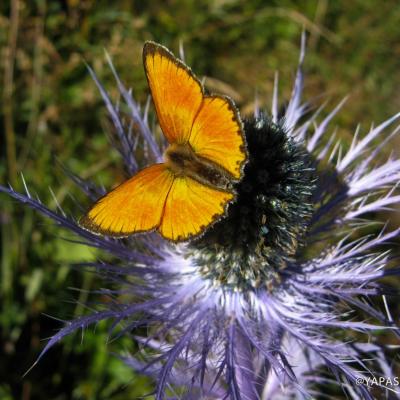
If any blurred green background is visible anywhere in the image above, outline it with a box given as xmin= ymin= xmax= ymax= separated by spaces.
xmin=1 ymin=1 xmax=400 ymax=399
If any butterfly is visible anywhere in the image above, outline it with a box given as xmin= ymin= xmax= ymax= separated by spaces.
xmin=80 ymin=41 xmax=248 ymax=242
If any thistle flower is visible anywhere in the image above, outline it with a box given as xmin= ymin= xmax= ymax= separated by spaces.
xmin=2 ymin=35 xmax=400 ymax=399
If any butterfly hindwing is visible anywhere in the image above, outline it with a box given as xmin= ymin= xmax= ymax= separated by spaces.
xmin=159 ymin=175 xmax=234 ymax=241
xmin=80 ymin=164 xmax=174 ymax=237
xmin=189 ymin=95 xmax=246 ymax=179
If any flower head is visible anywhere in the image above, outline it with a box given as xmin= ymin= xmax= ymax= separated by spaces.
xmin=2 ymin=36 xmax=400 ymax=399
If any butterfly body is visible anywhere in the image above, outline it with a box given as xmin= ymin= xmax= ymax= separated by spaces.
xmin=164 ymin=142 xmax=233 ymax=191
xmin=80 ymin=41 xmax=247 ymax=242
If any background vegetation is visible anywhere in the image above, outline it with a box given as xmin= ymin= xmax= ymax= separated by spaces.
xmin=1 ymin=1 xmax=400 ymax=399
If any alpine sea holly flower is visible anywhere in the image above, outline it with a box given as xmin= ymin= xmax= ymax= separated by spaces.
xmin=2 ymin=35 xmax=400 ymax=399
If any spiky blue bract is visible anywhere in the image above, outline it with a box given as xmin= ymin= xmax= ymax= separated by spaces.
xmin=2 ymin=35 xmax=400 ymax=399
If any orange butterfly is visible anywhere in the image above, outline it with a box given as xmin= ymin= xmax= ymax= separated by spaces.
xmin=80 ymin=42 xmax=247 ymax=242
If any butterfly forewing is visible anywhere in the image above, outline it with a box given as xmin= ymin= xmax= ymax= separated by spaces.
xmin=80 ymin=164 xmax=174 ymax=236
xmin=143 ymin=42 xmax=203 ymax=145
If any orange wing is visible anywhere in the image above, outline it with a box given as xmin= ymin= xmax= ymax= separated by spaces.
xmin=80 ymin=163 xmax=233 ymax=241
xmin=79 ymin=164 xmax=174 ymax=237
xmin=159 ymin=176 xmax=234 ymax=241
xmin=189 ymin=95 xmax=247 ymax=179
xmin=143 ymin=41 xmax=247 ymax=179
xmin=143 ymin=41 xmax=203 ymax=145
